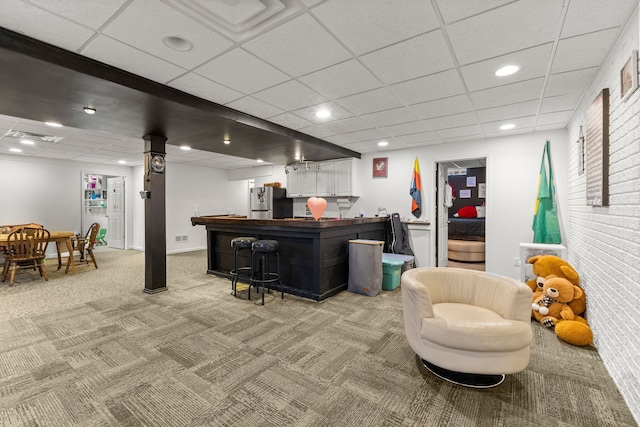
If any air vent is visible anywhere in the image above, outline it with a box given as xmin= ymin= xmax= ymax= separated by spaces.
xmin=4 ymin=130 xmax=63 ymax=143
xmin=171 ymin=0 xmax=303 ymax=42
xmin=447 ymin=168 xmax=467 ymax=176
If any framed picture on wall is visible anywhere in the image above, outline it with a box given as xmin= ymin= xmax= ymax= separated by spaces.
xmin=466 ymin=176 xmax=476 ymax=187
xmin=459 ymin=189 xmax=471 ymax=198
xmin=478 ymin=183 xmax=486 ymax=198
xmin=372 ymin=157 xmax=388 ymax=178
xmin=621 ymin=50 xmax=638 ymax=102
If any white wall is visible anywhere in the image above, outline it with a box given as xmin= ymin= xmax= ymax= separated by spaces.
xmin=349 ymin=129 xmax=569 ymax=279
xmin=131 ymin=161 xmax=248 ymax=253
xmin=0 ymin=154 xmax=135 ymax=256
xmin=566 ymin=7 xmax=640 ymax=421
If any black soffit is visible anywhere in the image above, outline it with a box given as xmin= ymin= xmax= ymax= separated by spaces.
xmin=0 ymin=27 xmax=360 ymax=165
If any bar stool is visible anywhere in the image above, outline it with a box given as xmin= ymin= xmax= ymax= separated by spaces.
xmin=250 ymin=239 xmax=284 ymax=305
xmin=230 ymin=237 xmax=257 ymax=297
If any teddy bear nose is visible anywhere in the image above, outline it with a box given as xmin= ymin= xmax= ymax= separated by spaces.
xmin=547 ymin=288 xmax=559 ymax=297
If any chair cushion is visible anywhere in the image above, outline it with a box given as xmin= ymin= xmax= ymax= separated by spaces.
xmin=421 ymin=303 xmax=532 ymax=352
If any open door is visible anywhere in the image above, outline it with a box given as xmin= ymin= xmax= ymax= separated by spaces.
xmin=107 ymin=177 xmax=125 ymax=249
xmin=436 ymin=163 xmax=448 ymax=267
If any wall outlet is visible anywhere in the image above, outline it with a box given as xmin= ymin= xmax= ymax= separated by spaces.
xmin=182 ymin=235 xmax=188 ymax=242
xmin=175 ymin=235 xmax=182 ymax=242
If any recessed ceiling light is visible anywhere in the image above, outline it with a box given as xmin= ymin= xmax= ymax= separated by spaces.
xmin=500 ymin=123 xmax=516 ymax=130
xmin=45 ymin=121 xmax=62 ymax=127
xmin=163 ymin=35 xmax=193 ymax=51
xmin=223 ymin=139 xmax=231 ymax=145
xmin=118 ymin=160 xmax=127 ymax=164
xmin=180 ymin=145 xmax=191 ymax=151
xmin=257 ymin=159 xmax=264 ymax=163
xmin=495 ymin=65 xmax=519 ymax=77
xmin=20 ymin=139 xmax=35 ymax=145
xmin=9 ymin=148 xmax=22 ymax=153
xmin=294 ymin=154 xmax=300 ymax=160
xmin=378 ymin=141 xmax=389 ymax=147
xmin=83 ymin=107 xmax=96 ymax=114
xmin=316 ymin=109 xmax=331 ymax=119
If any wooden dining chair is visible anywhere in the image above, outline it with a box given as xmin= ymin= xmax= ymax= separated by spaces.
xmin=1 ymin=227 xmax=50 ymax=286
xmin=67 ymin=223 xmax=100 ymax=272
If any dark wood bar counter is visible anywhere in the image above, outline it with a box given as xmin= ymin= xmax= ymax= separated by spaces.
xmin=191 ymin=215 xmax=387 ymax=301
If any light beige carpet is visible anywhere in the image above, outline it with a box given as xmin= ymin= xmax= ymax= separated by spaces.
xmin=0 ymin=249 xmax=636 ymax=426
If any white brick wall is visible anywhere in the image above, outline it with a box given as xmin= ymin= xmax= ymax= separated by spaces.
xmin=566 ymin=7 xmax=640 ymax=421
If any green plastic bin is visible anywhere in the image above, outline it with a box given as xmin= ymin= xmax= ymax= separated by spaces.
xmin=382 ymin=257 xmax=404 ymax=290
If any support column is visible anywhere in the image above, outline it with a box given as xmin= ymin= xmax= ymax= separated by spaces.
xmin=142 ymin=134 xmax=167 ymax=294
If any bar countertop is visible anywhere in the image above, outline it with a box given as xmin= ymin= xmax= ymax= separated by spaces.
xmin=191 ymin=215 xmax=388 ymax=228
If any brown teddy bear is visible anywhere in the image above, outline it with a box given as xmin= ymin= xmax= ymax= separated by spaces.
xmin=527 ymin=255 xmax=586 ymax=316
xmin=531 ymin=275 xmax=594 ymax=346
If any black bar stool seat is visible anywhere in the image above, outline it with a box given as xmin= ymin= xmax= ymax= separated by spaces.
xmin=230 ymin=236 xmax=256 ymax=297
xmin=250 ymin=239 xmax=284 ymax=305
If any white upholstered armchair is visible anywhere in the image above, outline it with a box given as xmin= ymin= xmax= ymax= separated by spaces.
xmin=401 ymin=267 xmax=533 ymax=387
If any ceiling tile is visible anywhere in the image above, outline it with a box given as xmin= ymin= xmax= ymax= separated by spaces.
xmin=436 ymin=124 xmax=483 ymax=140
xmin=194 ymin=48 xmax=290 ymax=94
xmin=561 ymin=0 xmax=638 ymax=38
xmin=470 ymin=78 xmax=544 ymax=110
xmin=243 ymin=13 xmax=351 ymax=77
xmin=552 ymin=29 xmax=619 ymax=74
xmin=447 ymin=0 xmax=564 ymax=65
xmin=379 ymin=121 xmax=432 ymax=137
xmin=312 ymin=0 xmax=439 ymax=55
xmin=323 ymin=117 xmax=373 ymax=134
xmin=539 ymin=94 xmax=582 ymax=114
xmin=545 ymin=68 xmax=598 ymax=97
xmin=335 ymin=88 xmax=404 ymax=115
xmin=424 ymin=112 xmax=479 ymax=131
xmin=485 ymin=127 xmax=535 ymax=138
xmin=341 ymin=128 xmax=391 ymax=143
xmin=253 ymin=80 xmax=327 ymax=111
xmin=481 ymin=116 xmax=537 ymax=133
xmin=476 ymin=100 xmax=539 ymax=123
xmin=169 ymin=73 xmax=244 ymax=104
xmin=292 ymin=102 xmax=353 ymax=124
xmin=0 ymin=2 xmax=95 ymax=51
xmin=537 ymin=110 xmax=574 ymax=126
xmin=389 ymin=69 xmax=464 ymax=105
xmin=225 ymin=96 xmax=284 ymax=119
xmin=394 ymin=131 xmax=440 ymax=144
xmin=102 ymin=0 xmax=234 ymax=69
xmin=360 ymin=31 xmax=454 ymax=85
xmin=410 ymin=94 xmax=474 ymax=120
xmin=82 ymin=36 xmax=186 ymax=84
xmin=27 ymin=0 xmax=128 ymax=30
xmin=435 ymin=0 xmax=513 ymax=24
xmin=461 ymin=43 xmax=553 ymax=92
xmin=267 ymin=113 xmax=313 ymax=130
xmin=298 ymin=59 xmax=382 ymax=99
xmin=361 ymin=107 xmax=419 ymax=128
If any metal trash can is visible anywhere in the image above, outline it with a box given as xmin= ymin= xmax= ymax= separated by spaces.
xmin=348 ymin=239 xmax=384 ymax=296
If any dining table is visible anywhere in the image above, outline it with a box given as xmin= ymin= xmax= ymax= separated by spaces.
xmin=0 ymin=230 xmax=77 ymax=275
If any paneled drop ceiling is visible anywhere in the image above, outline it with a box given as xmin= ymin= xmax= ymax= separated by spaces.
xmin=0 ymin=0 xmax=637 ymax=169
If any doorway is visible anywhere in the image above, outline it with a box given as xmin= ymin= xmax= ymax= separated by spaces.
xmin=81 ymin=172 xmax=126 ymax=250
xmin=435 ymin=158 xmax=487 ymax=271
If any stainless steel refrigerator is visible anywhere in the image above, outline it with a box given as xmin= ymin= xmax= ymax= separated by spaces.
xmin=248 ymin=187 xmax=293 ymax=219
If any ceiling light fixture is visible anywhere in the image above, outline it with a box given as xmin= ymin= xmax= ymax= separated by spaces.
xmin=378 ymin=141 xmax=388 ymax=147
xmin=163 ymin=35 xmax=193 ymax=51
xmin=118 ymin=160 xmax=127 ymax=164
xmin=9 ymin=148 xmax=22 ymax=152
xmin=500 ymin=123 xmax=516 ymax=130
xmin=180 ymin=145 xmax=191 ymax=151
xmin=495 ymin=65 xmax=519 ymax=77
xmin=45 ymin=121 xmax=62 ymax=127
xmin=315 ymin=109 xmax=331 ymax=119
xmin=20 ymin=139 xmax=35 ymax=145
xmin=83 ymin=106 xmax=96 ymax=114
xmin=257 ymin=159 xmax=264 ymax=163
xmin=223 ymin=138 xmax=231 ymax=145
